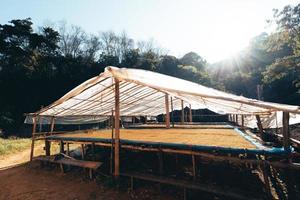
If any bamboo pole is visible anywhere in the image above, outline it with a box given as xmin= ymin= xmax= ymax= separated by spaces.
xmin=282 ymin=112 xmax=290 ymax=152
xmin=241 ymin=115 xmax=244 ymax=129
xmin=50 ymin=117 xmax=55 ymax=132
xmin=171 ymin=97 xmax=174 ymax=128
xmin=114 ymin=79 xmax=120 ymax=177
xmin=45 ymin=117 xmax=55 ymax=156
xmin=189 ymin=104 xmax=192 ymax=123
xmin=30 ymin=116 xmax=37 ymax=161
xmin=256 ymin=115 xmax=264 ymax=140
xmin=110 ymin=109 xmax=114 ymax=175
xmin=165 ymin=94 xmax=170 ymax=128
xmin=181 ymin=100 xmax=184 ymax=125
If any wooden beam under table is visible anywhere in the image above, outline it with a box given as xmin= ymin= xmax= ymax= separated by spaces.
xmin=114 ymin=78 xmax=120 ymax=177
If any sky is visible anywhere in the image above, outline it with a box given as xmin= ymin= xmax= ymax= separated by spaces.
xmin=0 ymin=0 xmax=299 ymax=62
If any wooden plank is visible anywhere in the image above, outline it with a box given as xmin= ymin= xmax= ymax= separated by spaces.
xmin=282 ymin=112 xmax=290 ymax=151
xmin=57 ymin=158 xmax=102 ymax=169
xmin=35 ymin=156 xmax=102 ymax=169
xmin=114 ymin=78 xmax=120 ymax=177
xmin=255 ymin=115 xmax=264 ymax=140
xmin=30 ymin=116 xmax=37 ymax=161
xmin=165 ymin=94 xmax=170 ymax=128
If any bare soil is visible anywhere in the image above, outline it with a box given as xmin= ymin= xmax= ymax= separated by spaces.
xmin=0 ymin=151 xmax=177 ymax=200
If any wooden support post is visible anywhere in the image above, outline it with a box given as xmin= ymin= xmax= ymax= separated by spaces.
xmin=256 ymin=115 xmax=264 ymax=140
xmin=192 ymin=155 xmax=196 ymax=180
xmin=114 ymin=78 xmax=120 ymax=177
xmin=45 ymin=117 xmax=55 ymax=156
xmin=66 ymin=143 xmax=70 ymax=156
xmin=241 ymin=115 xmax=245 ymax=129
xmin=50 ymin=117 xmax=55 ymax=133
xmin=171 ymin=97 xmax=174 ymax=128
xmin=130 ymin=176 xmax=134 ymax=191
xmin=110 ymin=110 xmax=114 ymax=175
xmin=92 ymin=142 xmax=96 ymax=161
xmin=282 ymin=112 xmax=290 ymax=152
xmin=181 ymin=100 xmax=184 ymax=125
xmin=165 ymin=94 xmax=170 ymax=128
xmin=81 ymin=144 xmax=85 ymax=160
xmin=260 ymin=164 xmax=273 ymax=199
xmin=30 ymin=116 xmax=37 ymax=161
xmin=45 ymin=140 xmax=51 ymax=156
xmin=189 ymin=104 xmax=192 ymax=123
xmin=60 ymin=140 xmax=64 ymax=154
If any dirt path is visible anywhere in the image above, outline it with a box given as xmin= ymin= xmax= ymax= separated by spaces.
xmin=0 ymin=144 xmax=43 ymax=169
xmin=0 ymin=161 xmax=176 ymax=200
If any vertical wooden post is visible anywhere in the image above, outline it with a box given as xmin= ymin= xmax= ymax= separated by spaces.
xmin=81 ymin=144 xmax=85 ymax=160
xmin=282 ymin=112 xmax=290 ymax=152
xmin=50 ymin=117 xmax=55 ymax=133
xmin=30 ymin=116 xmax=37 ymax=161
xmin=165 ymin=94 xmax=170 ymax=128
xmin=114 ymin=78 xmax=120 ymax=177
xmin=181 ymin=100 xmax=184 ymax=125
xmin=110 ymin=109 xmax=114 ymax=175
xmin=60 ymin=140 xmax=64 ymax=154
xmin=66 ymin=143 xmax=70 ymax=156
xmin=92 ymin=143 xmax=96 ymax=161
xmin=256 ymin=115 xmax=264 ymax=140
xmin=192 ymin=155 xmax=196 ymax=180
xmin=189 ymin=104 xmax=192 ymax=123
xmin=170 ymin=97 xmax=174 ymax=128
xmin=45 ymin=117 xmax=55 ymax=156
xmin=241 ymin=115 xmax=245 ymax=129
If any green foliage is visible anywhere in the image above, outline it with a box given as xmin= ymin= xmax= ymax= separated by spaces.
xmin=0 ymin=19 xmax=211 ymax=135
xmin=2 ymin=3 xmax=300 ymax=135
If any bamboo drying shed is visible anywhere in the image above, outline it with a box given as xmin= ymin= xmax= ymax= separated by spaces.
xmin=25 ymin=66 xmax=300 ymax=199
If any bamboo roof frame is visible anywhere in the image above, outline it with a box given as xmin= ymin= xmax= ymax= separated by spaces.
xmin=26 ymin=66 xmax=300 ymax=121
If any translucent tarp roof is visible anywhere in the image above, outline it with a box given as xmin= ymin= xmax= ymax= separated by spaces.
xmin=25 ymin=66 xmax=300 ymax=125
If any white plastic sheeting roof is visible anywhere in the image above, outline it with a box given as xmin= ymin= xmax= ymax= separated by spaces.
xmin=25 ymin=66 xmax=300 ymax=126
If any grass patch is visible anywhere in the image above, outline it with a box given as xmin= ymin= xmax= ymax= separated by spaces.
xmin=0 ymin=137 xmax=37 ymax=156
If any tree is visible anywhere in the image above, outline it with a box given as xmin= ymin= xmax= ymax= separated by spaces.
xmin=180 ymin=52 xmax=207 ymax=71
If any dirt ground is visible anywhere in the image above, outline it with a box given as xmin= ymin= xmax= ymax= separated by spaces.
xmin=0 ymin=151 xmax=177 ymax=200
